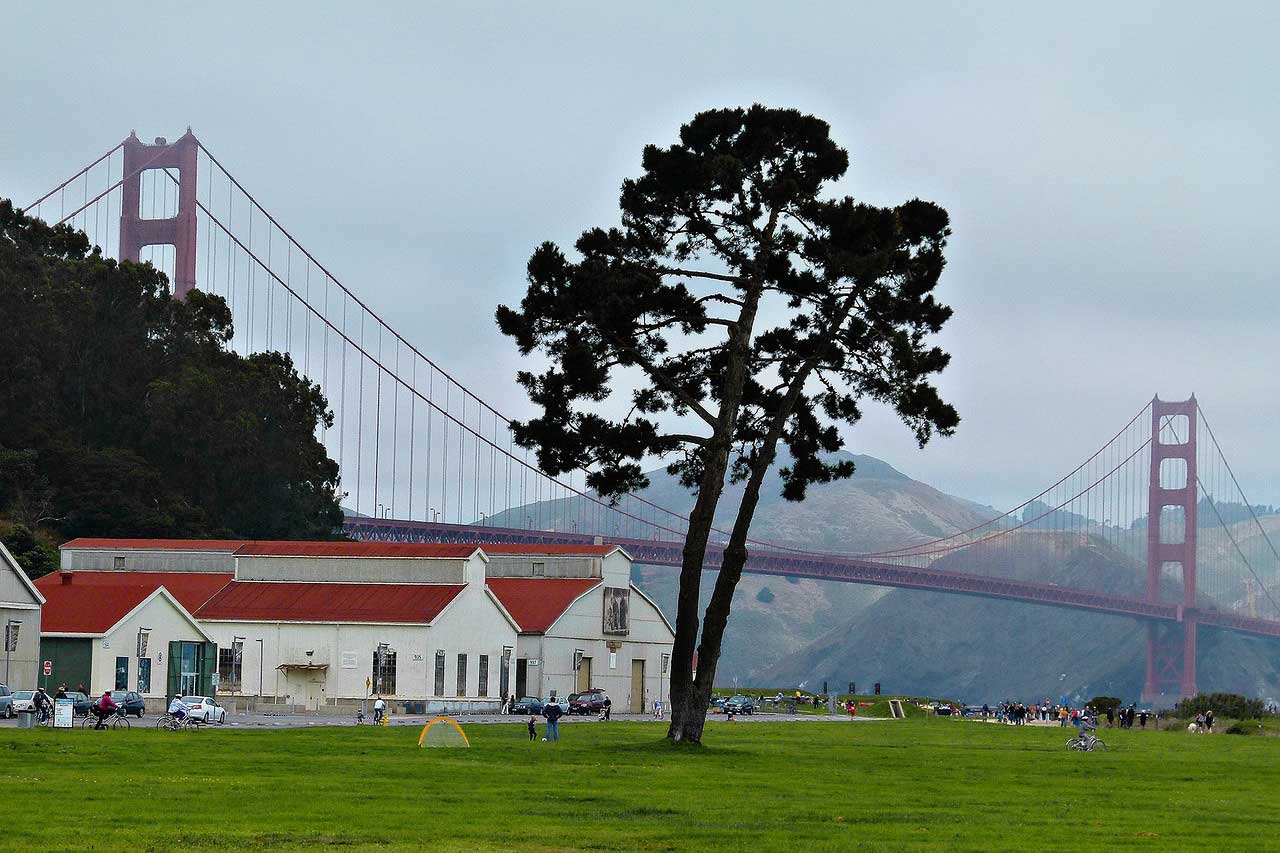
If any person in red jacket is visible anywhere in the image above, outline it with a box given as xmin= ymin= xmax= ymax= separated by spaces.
xmin=93 ymin=690 xmax=119 ymax=729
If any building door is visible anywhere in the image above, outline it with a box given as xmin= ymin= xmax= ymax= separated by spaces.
xmin=575 ymin=657 xmax=592 ymax=693
xmin=306 ymin=679 xmax=324 ymax=711
xmin=515 ymin=658 xmax=528 ymax=698
xmin=630 ymin=659 xmax=645 ymax=713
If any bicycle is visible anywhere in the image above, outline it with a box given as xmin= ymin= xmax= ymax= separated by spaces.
xmin=81 ymin=708 xmax=130 ymax=730
xmin=155 ymin=713 xmax=197 ymax=731
xmin=1065 ymin=731 xmax=1106 ymax=752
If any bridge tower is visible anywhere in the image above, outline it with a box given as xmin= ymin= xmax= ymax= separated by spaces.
xmin=1144 ymin=396 xmax=1198 ymax=700
xmin=119 ymin=129 xmax=199 ymax=299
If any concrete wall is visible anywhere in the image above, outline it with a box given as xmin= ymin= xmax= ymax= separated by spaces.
xmin=198 ymin=580 xmax=518 ymax=705
xmin=89 ymin=592 xmax=210 ymax=701
xmin=61 ymin=548 xmax=236 ymax=573
xmin=2 ymin=603 xmax=41 ymax=690
xmin=234 ymin=555 xmax=471 ymax=584
xmin=485 ymin=555 xmax=601 ymax=578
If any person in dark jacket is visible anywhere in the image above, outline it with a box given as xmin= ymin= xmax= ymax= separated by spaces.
xmin=527 ymin=715 xmax=537 ymax=741
xmin=55 ymin=685 xmax=68 ymax=700
xmin=543 ymin=699 xmax=564 ymax=741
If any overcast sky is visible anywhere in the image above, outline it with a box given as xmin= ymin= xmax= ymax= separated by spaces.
xmin=4 ymin=1 xmax=1277 ymax=510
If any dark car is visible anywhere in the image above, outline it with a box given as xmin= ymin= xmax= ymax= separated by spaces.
xmin=511 ymin=696 xmax=543 ymax=715
xmin=723 ymin=694 xmax=756 ymax=715
xmin=66 ymin=691 xmax=93 ymax=716
xmin=569 ymin=689 xmax=610 ymax=715
xmin=115 ymin=691 xmax=146 ymax=717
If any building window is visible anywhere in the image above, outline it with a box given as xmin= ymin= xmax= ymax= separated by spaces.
xmin=456 ymin=654 xmax=468 ymax=697
xmin=434 ymin=651 xmax=446 ymax=696
xmin=372 ymin=648 xmax=397 ymax=695
xmin=532 ymin=561 xmax=546 ymax=577
xmin=137 ymin=658 xmax=151 ymax=694
xmin=218 ymin=641 xmax=243 ymax=692
xmin=478 ymin=655 xmax=489 ymax=697
xmin=115 ymin=657 xmax=129 ymax=691
xmin=114 ymin=555 xmax=125 ymax=568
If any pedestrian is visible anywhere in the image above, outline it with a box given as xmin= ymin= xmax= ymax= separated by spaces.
xmin=601 ymin=696 xmax=612 ymax=722
xmin=1205 ymin=709 xmax=1215 ymax=733
xmin=544 ymin=697 xmax=563 ymax=741
xmin=527 ymin=715 xmax=537 ymax=741
xmin=373 ymin=696 xmax=386 ymax=724
xmin=76 ymin=683 xmax=87 ymax=696
xmin=1139 ymin=710 xmax=1148 ymax=729
xmin=55 ymin=684 xmax=67 ymax=700
xmin=1105 ymin=706 xmax=1114 ymax=728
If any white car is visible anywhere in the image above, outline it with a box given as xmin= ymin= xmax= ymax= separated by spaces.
xmin=542 ymin=696 xmax=571 ymax=715
xmin=181 ymin=695 xmax=227 ymax=725
xmin=10 ymin=691 xmax=36 ymax=713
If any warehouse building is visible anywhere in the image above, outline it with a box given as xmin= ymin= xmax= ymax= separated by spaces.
xmin=45 ymin=538 xmax=675 ymax=714
xmin=1 ymin=543 xmax=44 ymax=691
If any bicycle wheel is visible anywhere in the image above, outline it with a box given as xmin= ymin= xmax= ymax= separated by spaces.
xmin=80 ymin=714 xmax=94 ymax=729
xmin=1088 ymin=738 xmax=1106 ymax=752
xmin=156 ymin=715 xmax=173 ymax=729
xmin=112 ymin=715 xmax=130 ymax=729
xmin=1065 ymin=737 xmax=1081 ymax=750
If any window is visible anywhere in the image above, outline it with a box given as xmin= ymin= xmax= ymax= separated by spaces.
xmin=457 ymin=654 xmax=468 ymax=697
xmin=434 ymin=651 xmax=446 ymax=696
xmin=137 ymin=658 xmax=152 ymax=694
xmin=500 ymin=647 xmax=511 ymax=697
xmin=218 ymin=640 xmax=243 ymax=692
xmin=478 ymin=654 xmax=489 ymax=697
xmin=372 ymin=648 xmax=397 ymax=695
xmin=532 ymin=561 xmax=545 ymax=577
xmin=114 ymin=555 xmax=125 ymax=568
xmin=115 ymin=657 xmax=129 ymax=690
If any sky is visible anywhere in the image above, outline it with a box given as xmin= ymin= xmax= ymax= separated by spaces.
xmin=4 ymin=1 xmax=1278 ymax=511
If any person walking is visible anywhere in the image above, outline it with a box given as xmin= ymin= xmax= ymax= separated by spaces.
xmin=543 ymin=697 xmax=563 ymax=742
xmin=601 ymin=696 xmax=612 ymax=722
xmin=1205 ymin=709 xmax=1215 ymax=733
xmin=527 ymin=715 xmax=537 ymax=741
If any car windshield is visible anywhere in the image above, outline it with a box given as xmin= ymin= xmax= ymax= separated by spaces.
xmin=520 ymin=697 xmax=538 ymax=704
xmin=731 ymin=695 xmax=748 ymax=701
xmin=14 ymin=691 xmax=34 ymax=700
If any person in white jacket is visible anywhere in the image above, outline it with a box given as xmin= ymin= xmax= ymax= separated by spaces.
xmin=373 ymin=696 xmax=386 ymax=724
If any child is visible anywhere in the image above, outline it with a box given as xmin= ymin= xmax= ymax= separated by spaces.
xmin=528 ymin=715 xmax=537 ymax=741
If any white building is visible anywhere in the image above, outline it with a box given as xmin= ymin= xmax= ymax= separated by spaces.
xmin=1 ymin=543 xmax=44 ymax=691
xmin=44 ymin=538 xmax=675 ymax=714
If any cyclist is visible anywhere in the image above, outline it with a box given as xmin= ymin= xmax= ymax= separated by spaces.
xmin=373 ymin=696 xmax=385 ymax=724
xmin=167 ymin=695 xmax=190 ymax=724
xmin=32 ymin=687 xmax=53 ymax=723
xmin=93 ymin=690 xmax=119 ymax=729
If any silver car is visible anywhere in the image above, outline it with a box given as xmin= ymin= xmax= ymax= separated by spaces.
xmin=542 ymin=696 xmax=571 ymax=715
xmin=0 ymin=684 xmax=12 ymax=718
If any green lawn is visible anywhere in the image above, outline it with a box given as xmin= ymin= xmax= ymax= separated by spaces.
xmin=2 ymin=718 xmax=1278 ymax=851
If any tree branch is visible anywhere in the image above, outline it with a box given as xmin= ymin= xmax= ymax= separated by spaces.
xmin=656 ymin=266 xmax=743 ymax=284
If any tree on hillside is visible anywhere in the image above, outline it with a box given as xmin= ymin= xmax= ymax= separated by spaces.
xmin=497 ymin=105 xmax=958 ymax=743
xmin=0 ymin=199 xmax=343 ymax=567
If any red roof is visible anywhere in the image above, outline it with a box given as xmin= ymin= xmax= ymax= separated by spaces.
xmin=61 ymin=538 xmax=246 ymax=552
xmin=486 ymin=578 xmax=600 ymax=633
xmin=34 ymin=571 xmax=232 ymax=634
xmin=194 ymin=581 xmax=465 ymax=623
xmin=234 ymin=542 xmax=478 ymax=559
xmin=478 ymin=543 xmax=620 ymax=556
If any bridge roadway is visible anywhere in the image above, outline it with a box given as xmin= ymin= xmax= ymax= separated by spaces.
xmin=344 ymin=517 xmax=1280 ymax=641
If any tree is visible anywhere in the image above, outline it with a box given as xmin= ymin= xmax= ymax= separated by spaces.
xmin=0 ymin=199 xmax=344 ymax=542
xmin=497 ymin=106 xmax=958 ymax=743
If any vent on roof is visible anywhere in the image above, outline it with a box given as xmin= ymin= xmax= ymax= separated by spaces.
xmin=532 ymin=561 xmax=545 ymax=577
xmin=61 ymin=572 xmax=73 ymax=585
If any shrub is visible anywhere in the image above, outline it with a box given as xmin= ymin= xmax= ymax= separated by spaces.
xmin=1088 ymin=696 xmax=1123 ymax=715
xmin=1174 ymin=692 xmax=1268 ymax=720
xmin=755 ymin=586 xmax=775 ymax=604
xmin=1224 ymin=720 xmax=1253 ymax=736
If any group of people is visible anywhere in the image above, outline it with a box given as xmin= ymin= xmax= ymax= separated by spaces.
xmin=983 ymin=699 xmax=1156 ymax=730
xmin=1192 ymin=709 xmax=1215 ymax=732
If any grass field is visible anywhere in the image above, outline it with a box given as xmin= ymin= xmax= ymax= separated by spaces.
xmin=2 ymin=717 xmax=1278 ymax=851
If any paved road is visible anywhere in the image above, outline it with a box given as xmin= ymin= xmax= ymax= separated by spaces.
xmin=0 ymin=710 xmax=888 ymax=730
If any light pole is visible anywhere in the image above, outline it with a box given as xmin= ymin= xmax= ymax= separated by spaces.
xmin=4 ymin=619 xmax=21 ymax=686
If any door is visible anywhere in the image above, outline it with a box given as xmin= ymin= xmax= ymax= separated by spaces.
xmin=575 ymin=657 xmax=592 ymax=693
xmin=515 ymin=658 xmax=528 ymax=699
xmin=630 ymin=659 xmax=645 ymax=713
xmin=306 ymin=679 xmax=323 ymax=712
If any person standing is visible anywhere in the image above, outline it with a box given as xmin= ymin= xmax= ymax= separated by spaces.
xmin=527 ymin=715 xmax=537 ymax=741
xmin=1205 ymin=709 xmax=1215 ymax=733
xmin=55 ymin=684 xmax=68 ymax=700
xmin=602 ymin=696 xmax=612 ymax=722
xmin=543 ymin=698 xmax=563 ymax=741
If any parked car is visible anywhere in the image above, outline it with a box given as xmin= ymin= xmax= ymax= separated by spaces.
xmin=0 ymin=684 xmax=12 ymax=718
xmin=66 ymin=691 xmax=92 ymax=716
xmin=723 ymin=694 xmax=756 ymax=715
xmin=115 ymin=691 xmax=146 ymax=717
xmin=542 ymin=696 xmax=570 ymax=715
xmin=569 ymin=689 xmax=610 ymax=715
xmin=511 ymin=696 xmax=543 ymax=715
xmin=181 ymin=695 xmax=226 ymax=725
xmin=9 ymin=691 xmax=36 ymax=713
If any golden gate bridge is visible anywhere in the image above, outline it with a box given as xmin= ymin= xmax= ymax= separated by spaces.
xmin=22 ymin=130 xmax=1280 ymax=699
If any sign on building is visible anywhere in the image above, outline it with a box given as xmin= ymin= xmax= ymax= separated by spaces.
xmin=4 ymin=622 xmax=18 ymax=652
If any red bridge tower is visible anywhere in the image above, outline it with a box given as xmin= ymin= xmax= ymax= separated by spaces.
xmin=119 ymin=129 xmax=199 ymax=299
xmin=1144 ymin=396 xmax=1198 ymax=700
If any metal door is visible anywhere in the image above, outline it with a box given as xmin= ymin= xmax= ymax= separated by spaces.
xmin=630 ymin=659 xmax=645 ymax=713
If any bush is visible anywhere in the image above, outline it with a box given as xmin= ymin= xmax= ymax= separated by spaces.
xmin=1088 ymin=696 xmax=1123 ymax=716
xmin=1224 ymin=720 xmax=1254 ymax=736
xmin=755 ymin=586 xmax=775 ymax=604
xmin=1174 ymin=692 xmax=1268 ymax=720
